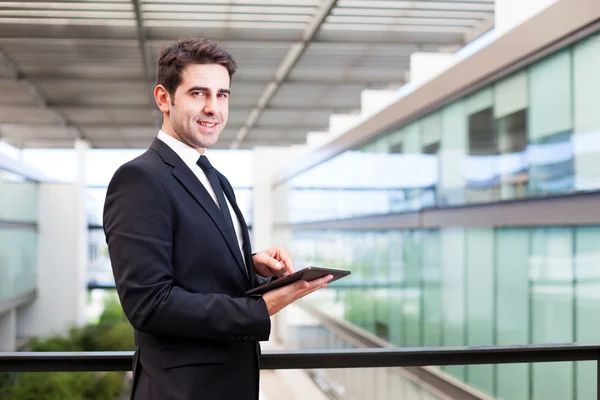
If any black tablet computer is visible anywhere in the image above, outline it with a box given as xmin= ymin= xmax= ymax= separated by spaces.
xmin=246 ymin=266 xmax=351 ymax=296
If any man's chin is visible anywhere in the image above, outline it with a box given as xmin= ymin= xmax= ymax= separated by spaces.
xmin=193 ymin=132 xmax=221 ymax=149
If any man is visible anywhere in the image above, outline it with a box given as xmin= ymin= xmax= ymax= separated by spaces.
xmin=103 ymin=37 xmax=332 ymax=400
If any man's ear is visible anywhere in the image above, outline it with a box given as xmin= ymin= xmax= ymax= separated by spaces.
xmin=154 ymin=84 xmax=171 ymax=113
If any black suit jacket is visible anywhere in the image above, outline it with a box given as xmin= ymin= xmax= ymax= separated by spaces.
xmin=103 ymin=138 xmax=271 ymax=400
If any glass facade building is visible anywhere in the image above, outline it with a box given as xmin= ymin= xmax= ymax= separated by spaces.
xmin=275 ymin=33 xmax=600 ymax=223
xmin=274 ymin=32 xmax=600 ymax=400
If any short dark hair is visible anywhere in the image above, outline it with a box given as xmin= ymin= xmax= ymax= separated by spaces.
xmin=156 ymin=37 xmax=237 ymax=100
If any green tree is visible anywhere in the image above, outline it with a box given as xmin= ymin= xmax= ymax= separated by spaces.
xmin=0 ymin=292 xmax=134 ymax=399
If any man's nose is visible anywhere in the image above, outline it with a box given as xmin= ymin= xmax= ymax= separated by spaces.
xmin=203 ymin=95 xmax=219 ymax=115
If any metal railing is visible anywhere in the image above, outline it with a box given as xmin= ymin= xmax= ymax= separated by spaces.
xmin=1 ymin=344 xmax=600 ymax=398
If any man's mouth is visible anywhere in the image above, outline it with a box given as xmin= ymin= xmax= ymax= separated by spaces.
xmin=198 ymin=121 xmax=218 ymax=128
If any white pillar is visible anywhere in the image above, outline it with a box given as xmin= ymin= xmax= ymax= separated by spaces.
xmin=0 ymin=309 xmax=16 ymax=351
xmin=74 ymin=139 xmax=89 ymax=325
xmin=496 ymin=0 xmax=560 ymax=36
xmin=18 ymin=140 xmax=89 ymax=338
xmin=252 ymin=147 xmax=276 ymax=252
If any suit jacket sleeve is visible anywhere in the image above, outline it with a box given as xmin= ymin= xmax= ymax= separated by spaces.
xmin=103 ymin=162 xmax=271 ymax=341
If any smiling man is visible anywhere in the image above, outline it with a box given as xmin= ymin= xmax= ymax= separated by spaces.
xmin=102 ymin=38 xmax=332 ymax=400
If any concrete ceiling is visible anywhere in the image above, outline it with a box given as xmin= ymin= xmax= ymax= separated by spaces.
xmin=0 ymin=0 xmax=494 ymax=149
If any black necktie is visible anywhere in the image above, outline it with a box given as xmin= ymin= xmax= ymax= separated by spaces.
xmin=197 ymin=155 xmax=238 ymax=242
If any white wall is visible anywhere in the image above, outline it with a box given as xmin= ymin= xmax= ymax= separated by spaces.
xmin=496 ymin=0 xmax=560 ymax=36
xmin=410 ymin=52 xmax=458 ymax=88
xmin=17 ymin=182 xmax=88 ymax=338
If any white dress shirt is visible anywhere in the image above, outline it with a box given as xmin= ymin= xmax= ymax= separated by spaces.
xmin=157 ymin=130 xmax=247 ymax=266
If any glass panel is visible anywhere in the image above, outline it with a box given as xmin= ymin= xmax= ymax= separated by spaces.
xmin=440 ymin=228 xmax=466 ymax=380
xmin=494 ymin=71 xmax=528 ymax=119
xmin=0 ymin=169 xmax=39 ymax=223
xmin=497 ymin=109 xmax=528 ymax=200
xmin=404 ymin=230 xmax=422 ymax=347
xmin=439 ymin=100 xmax=467 ymax=206
xmin=388 ymin=231 xmax=405 ymax=346
xmin=419 ymin=113 xmax=441 ymax=208
xmin=528 ymin=50 xmax=574 ymax=195
xmin=421 ymin=230 xmax=441 ymax=347
xmin=0 ymin=227 xmax=37 ymax=301
xmin=388 ymin=129 xmax=403 ymax=154
xmin=572 ymin=33 xmax=600 ymax=191
xmin=466 ymin=87 xmax=493 ymax=115
xmin=496 ymin=228 xmax=530 ymax=400
xmin=574 ymin=226 xmax=600 ymax=400
xmin=530 ymin=227 xmax=574 ymax=400
xmin=465 ymin=228 xmax=495 ymax=396
xmin=465 ymin=87 xmax=500 ymax=204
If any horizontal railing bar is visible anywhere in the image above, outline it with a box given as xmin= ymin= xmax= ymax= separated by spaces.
xmin=1 ymin=344 xmax=600 ymax=372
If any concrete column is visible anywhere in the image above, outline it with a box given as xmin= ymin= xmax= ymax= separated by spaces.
xmin=18 ymin=139 xmax=89 ymax=338
xmin=252 ymin=145 xmax=307 ymax=250
xmin=252 ymin=147 xmax=276 ymax=253
xmin=0 ymin=309 xmax=16 ymax=351
xmin=496 ymin=0 xmax=560 ymax=36
xmin=74 ymin=139 xmax=89 ymax=326
xmin=252 ymin=145 xmax=309 ymax=342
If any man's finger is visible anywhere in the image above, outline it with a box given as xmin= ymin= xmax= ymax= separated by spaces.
xmin=277 ymin=247 xmax=296 ymax=274
xmin=256 ymin=253 xmax=285 ymax=272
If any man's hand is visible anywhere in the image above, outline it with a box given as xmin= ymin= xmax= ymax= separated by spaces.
xmin=252 ymin=245 xmax=295 ymax=278
xmin=262 ymin=275 xmax=333 ymax=316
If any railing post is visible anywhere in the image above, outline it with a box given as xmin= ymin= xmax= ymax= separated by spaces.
xmin=597 ymin=352 xmax=600 ymax=400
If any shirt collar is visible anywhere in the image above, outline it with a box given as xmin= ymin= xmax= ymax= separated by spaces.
xmin=157 ymin=130 xmax=205 ymax=168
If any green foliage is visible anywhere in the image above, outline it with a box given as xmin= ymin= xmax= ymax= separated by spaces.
xmin=0 ymin=293 xmax=134 ymax=400
xmin=97 ymin=322 xmax=135 ymax=351
xmin=0 ymin=372 xmax=127 ymax=400
xmin=99 ymin=295 xmax=129 ymax=325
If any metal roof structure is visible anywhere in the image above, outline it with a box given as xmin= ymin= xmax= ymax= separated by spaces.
xmin=0 ymin=0 xmax=495 ymax=149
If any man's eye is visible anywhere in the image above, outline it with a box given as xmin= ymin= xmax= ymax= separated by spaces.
xmin=218 ymin=93 xmax=228 ymax=98
xmin=192 ymin=91 xmax=205 ymax=96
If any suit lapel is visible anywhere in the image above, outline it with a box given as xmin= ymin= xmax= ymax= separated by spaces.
xmin=150 ymin=139 xmax=249 ymax=280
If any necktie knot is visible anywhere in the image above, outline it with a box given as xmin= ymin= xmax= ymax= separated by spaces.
xmin=197 ymin=155 xmax=213 ymax=171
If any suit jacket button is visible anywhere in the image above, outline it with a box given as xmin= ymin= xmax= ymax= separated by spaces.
xmin=237 ymin=336 xmax=243 ymax=340
xmin=250 ymin=336 xmax=256 ymax=340
xmin=244 ymin=336 xmax=250 ymax=340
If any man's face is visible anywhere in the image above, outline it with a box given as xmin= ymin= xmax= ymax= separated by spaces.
xmin=162 ymin=63 xmax=230 ymax=152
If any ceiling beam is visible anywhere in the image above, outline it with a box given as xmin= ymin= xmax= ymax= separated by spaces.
xmin=0 ymin=74 xmax=409 ymax=85
xmin=132 ymin=0 xmax=161 ymax=128
xmin=1 ymin=123 xmax=329 ymax=131
xmin=231 ymin=0 xmax=339 ymax=149
xmin=0 ymin=48 xmax=88 ymax=143
xmin=464 ymin=13 xmax=495 ymax=43
xmin=0 ymin=35 xmax=459 ymax=46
